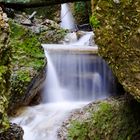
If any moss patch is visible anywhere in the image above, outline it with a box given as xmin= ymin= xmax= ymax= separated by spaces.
xmin=9 ymin=20 xmax=45 ymax=111
xmin=67 ymin=97 xmax=140 ymax=140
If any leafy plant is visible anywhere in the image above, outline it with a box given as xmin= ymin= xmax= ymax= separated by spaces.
xmin=90 ymin=14 xmax=100 ymax=28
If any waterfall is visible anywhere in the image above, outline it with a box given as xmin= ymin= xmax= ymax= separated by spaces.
xmin=60 ymin=3 xmax=76 ymax=30
xmin=11 ymin=42 xmax=117 ymax=140
xmin=42 ymin=53 xmax=64 ymax=102
xmin=42 ymin=50 xmax=116 ymax=103
xmin=11 ymin=4 xmax=117 ymax=140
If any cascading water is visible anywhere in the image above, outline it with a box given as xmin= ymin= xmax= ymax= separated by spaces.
xmin=42 ymin=50 xmax=116 ymax=103
xmin=72 ymin=32 xmax=94 ymax=46
xmin=60 ymin=3 xmax=76 ymax=31
xmin=11 ymin=3 xmax=117 ymax=140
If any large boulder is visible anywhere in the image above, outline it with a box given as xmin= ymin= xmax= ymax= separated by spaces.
xmin=90 ymin=0 xmax=140 ymax=101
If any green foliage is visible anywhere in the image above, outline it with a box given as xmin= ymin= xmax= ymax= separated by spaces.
xmin=74 ymin=2 xmax=85 ymax=13
xmin=73 ymin=2 xmax=91 ymax=24
xmin=90 ymin=14 xmax=100 ymax=28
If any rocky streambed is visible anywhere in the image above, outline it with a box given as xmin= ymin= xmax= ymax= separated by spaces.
xmin=58 ymin=96 xmax=140 ymax=140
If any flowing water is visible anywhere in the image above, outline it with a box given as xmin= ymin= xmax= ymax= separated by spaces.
xmin=60 ymin=3 xmax=77 ymax=31
xmin=11 ymin=3 xmax=117 ymax=140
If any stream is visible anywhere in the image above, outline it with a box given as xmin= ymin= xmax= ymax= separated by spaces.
xmin=11 ymin=3 xmax=117 ymax=140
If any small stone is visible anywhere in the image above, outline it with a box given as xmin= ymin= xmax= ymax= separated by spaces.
xmin=21 ymin=19 xmax=32 ymax=26
xmin=3 ymin=13 xmax=8 ymax=22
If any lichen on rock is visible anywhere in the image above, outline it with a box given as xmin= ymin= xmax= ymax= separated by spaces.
xmin=91 ymin=0 xmax=140 ymax=101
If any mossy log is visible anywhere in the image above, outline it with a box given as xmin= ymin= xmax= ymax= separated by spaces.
xmin=1 ymin=0 xmax=90 ymax=8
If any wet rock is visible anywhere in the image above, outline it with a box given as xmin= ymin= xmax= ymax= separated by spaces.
xmin=21 ymin=18 xmax=32 ymax=26
xmin=63 ymin=32 xmax=77 ymax=44
xmin=13 ymin=13 xmax=67 ymax=43
xmin=0 ymin=123 xmax=24 ymax=140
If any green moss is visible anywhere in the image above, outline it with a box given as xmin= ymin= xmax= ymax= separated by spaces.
xmin=68 ymin=98 xmax=140 ymax=140
xmin=8 ymin=20 xmax=45 ymax=110
xmin=68 ymin=121 xmax=89 ymax=140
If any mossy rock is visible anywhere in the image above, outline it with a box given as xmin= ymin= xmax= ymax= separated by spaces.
xmin=91 ymin=0 xmax=140 ymax=101
xmin=9 ymin=20 xmax=45 ymax=112
xmin=0 ymin=7 xmax=11 ymax=132
xmin=65 ymin=97 xmax=140 ymax=140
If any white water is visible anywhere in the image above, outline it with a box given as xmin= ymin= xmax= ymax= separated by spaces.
xmin=42 ymin=52 xmax=65 ymax=102
xmin=60 ymin=3 xmax=76 ymax=31
xmin=11 ymin=102 xmax=87 ymax=140
xmin=73 ymin=32 xmax=94 ymax=46
xmin=11 ymin=4 xmax=117 ymax=140
xmin=43 ymin=51 xmax=116 ymax=103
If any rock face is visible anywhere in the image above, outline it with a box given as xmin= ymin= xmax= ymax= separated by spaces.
xmin=91 ymin=0 xmax=140 ymax=101
xmin=8 ymin=20 xmax=46 ymax=112
xmin=59 ymin=97 xmax=140 ymax=140
xmin=0 ymin=7 xmax=24 ymax=139
xmin=0 ymin=6 xmax=11 ymax=132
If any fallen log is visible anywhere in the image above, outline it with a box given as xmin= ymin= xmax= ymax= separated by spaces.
xmin=1 ymin=0 xmax=90 ymax=9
